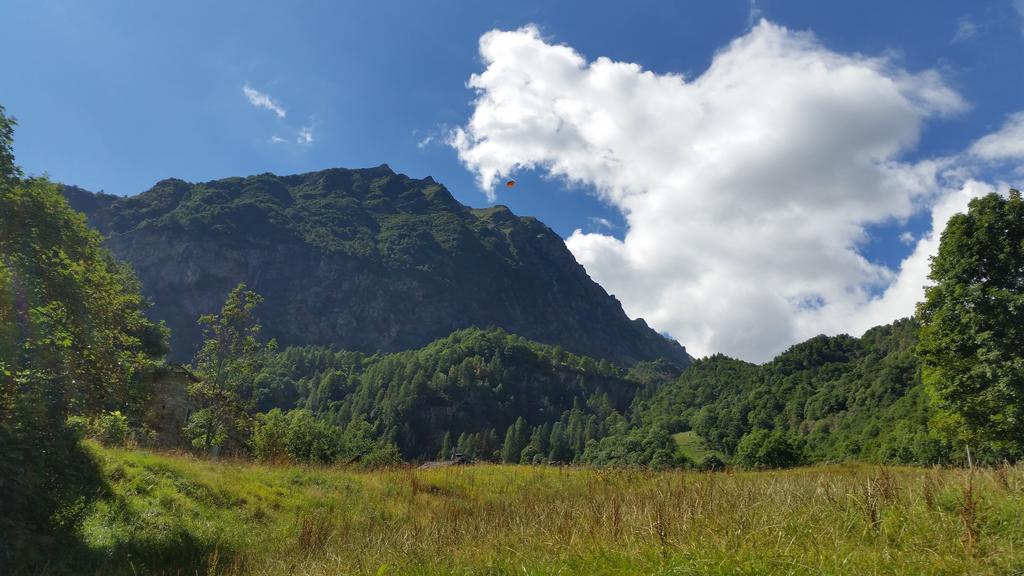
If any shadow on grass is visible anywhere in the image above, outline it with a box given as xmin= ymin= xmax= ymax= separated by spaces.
xmin=0 ymin=426 xmax=106 ymax=575
xmin=1 ymin=437 xmax=231 ymax=576
xmin=86 ymin=526 xmax=228 ymax=576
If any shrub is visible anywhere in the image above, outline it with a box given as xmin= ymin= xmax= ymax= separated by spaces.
xmin=66 ymin=415 xmax=91 ymax=440
xmin=251 ymin=409 xmax=341 ymax=464
xmin=91 ymin=411 xmax=130 ymax=447
xmin=734 ymin=429 xmax=801 ymax=470
xmin=251 ymin=409 xmax=291 ymax=461
xmin=359 ymin=443 xmax=402 ymax=467
xmin=699 ymin=454 xmax=726 ymax=471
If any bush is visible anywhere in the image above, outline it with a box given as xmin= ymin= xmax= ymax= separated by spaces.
xmin=66 ymin=415 xmax=91 ymax=440
xmin=250 ymin=410 xmax=402 ymax=466
xmin=699 ymin=454 xmax=726 ymax=472
xmin=91 ymin=411 xmax=130 ymax=447
xmin=359 ymin=443 xmax=402 ymax=467
xmin=734 ymin=429 xmax=801 ymax=470
xmin=283 ymin=410 xmax=340 ymax=464
xmin=66 ymin=411 xmax=154 ymax=449
xmin=250 ymin=409 xmax=291 ymax=461
xmin=251 ymin=409 xmax=340 ymax=464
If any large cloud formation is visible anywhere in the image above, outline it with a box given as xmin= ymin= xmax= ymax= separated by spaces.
xmin=452 ymin=22 xmax=1014 ymax=361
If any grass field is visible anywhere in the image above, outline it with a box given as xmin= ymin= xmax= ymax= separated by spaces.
xmin=671 ymin=431 xmax=720 ymax=464
xmin=67 ymin=443 xmax=1024 ymax=575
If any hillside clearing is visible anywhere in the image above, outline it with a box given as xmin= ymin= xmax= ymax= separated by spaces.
xmin=671 ymin=431 xmax=719 ymax=463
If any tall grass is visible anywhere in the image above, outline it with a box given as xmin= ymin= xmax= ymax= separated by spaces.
xmin=73 ymin=443 xmax=1024 ymax=575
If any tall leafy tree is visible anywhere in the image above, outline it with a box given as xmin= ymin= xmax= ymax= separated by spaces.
xmin=0 ymin=104 xmax=20 ymax=187
xmin=917 ymin=190 xmax=1024 ymax=457
xmin=0 ymin=106 xmax=166 ymax=569
xmin=185 ymin=284 xmax=274 ymax=454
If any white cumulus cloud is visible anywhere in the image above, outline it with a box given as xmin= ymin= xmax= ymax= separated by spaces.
xmin=450 ymin=22 xmax=993 ymax=361
xmin=297 ymin=127 xmax=314 ymax=145
xmin=970 ymin=112 xmax=1024 ymax=161
xmin=243 ymin=84 xmax=287 ymax=118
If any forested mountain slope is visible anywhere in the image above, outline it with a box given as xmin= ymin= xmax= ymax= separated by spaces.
xmin=63 ymin=167 xmax=689 ymax=367
xmin=243 ymin=327 xmax=677 ymax=463
xmin=589 ymin=319 xmax=957 ymax=466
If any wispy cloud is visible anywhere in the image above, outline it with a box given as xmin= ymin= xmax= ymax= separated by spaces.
xmin=269 ymin=136 xmax=287 ymax=144
xmin=588 ymin=217 xmax=617 ymax=231
xmin=415 ymin=125 xmax=451 ymax=151
xmin=1016 ymin=0 xmax=1024 ymax=34
xmin=952 ymin=17 xmax=979 ymax=43
xmin=297 ymin=127 xmax=314 ymax=145
xmin=747 ymin=0 xmax=763 ymax=28
xmin=242 ymin=84 xmax=286 ymax=118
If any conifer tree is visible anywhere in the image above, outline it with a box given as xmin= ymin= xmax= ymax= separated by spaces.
xmin=439 ymin=431 xmax=452 ymax=459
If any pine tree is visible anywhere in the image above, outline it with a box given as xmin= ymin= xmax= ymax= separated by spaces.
xmin=501 ymin=417 xmax=528 ymax=463
xmin=520 ymin=426 xmax=544 ymax=464
xmin=538 ymin=422 xmax=552 ymax=455
xmin=465 ymin=433 xmax=480 ymax=459
xmin=548 ymin=421 xmax=571 ymax=463
xmin=501 ymin=424 xmax=518 ymax=462
xmin=480 ymin=428 xmax=498 ymax=461
xmin=439 ymin=431 xmax=452 ymax=459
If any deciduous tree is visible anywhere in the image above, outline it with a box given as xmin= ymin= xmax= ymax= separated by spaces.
xmin=185 ymin=284 xmax=274 ymax=454
xmin=917 ymin=190 xmax=1024 ymax=457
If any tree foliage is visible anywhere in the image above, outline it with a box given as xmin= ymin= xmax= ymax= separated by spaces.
xmin=249 ymin=409 xmax=400 ymax=465
xmin=917 ymin=190 xmax=1024 ymax=458
xmin=0 ymin=106 xmax=166 ymax=569
xmin=593 ymin=319 xmax=956 ymax=468
xmin=186 ymin=284 xmax=275 ymax=453
xmin=244 ymin=327 xmax=652 ymax=463
xmin=0 ymin=104 xmax=20 ymax=186
xmin=733 ymin=429 xmax=801 ymax=470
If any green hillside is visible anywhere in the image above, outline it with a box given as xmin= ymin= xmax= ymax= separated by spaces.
xmin=240 ymin=327 xmax=673 ymax=463
xmin=588 ymin=319 xmax=974 ymax=467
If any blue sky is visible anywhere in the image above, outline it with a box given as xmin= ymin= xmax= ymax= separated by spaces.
xmin=3 ymin=0 xmax=1023 ymax=360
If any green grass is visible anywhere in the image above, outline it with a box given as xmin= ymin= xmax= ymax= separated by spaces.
xmin=671 ymin=430 xmax=721 ymax=463
xmin=69 ymin=442 xmax=1024 ymax=575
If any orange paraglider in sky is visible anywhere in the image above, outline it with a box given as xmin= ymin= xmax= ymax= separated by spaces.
xmin=505 ymin=180 xmax=516 ymax=188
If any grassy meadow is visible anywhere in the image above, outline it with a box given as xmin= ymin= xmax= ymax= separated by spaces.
xmin=67 ymin=443 xmax=1024 ymax=575
xmin=671 ymin=431 xmax=721 ymax=464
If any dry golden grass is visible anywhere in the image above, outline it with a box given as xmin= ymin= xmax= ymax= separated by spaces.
xmin=81 ymin=445 xmax=1024 ymax=575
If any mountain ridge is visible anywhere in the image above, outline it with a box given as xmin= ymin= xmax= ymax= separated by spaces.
xmin=63 ymin=165 xmax=691 ymax=367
